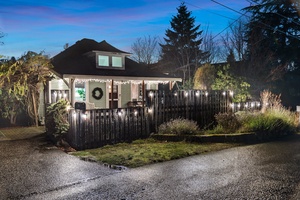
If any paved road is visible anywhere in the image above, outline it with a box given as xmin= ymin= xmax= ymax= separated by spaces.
xmin=1 ymin=134 xmax=300 ymax=200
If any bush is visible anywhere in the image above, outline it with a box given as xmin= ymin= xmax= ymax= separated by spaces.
xmin=45 ymin=99 xmax=70 ymax=137
xmin=158 ymin=118 xmax=199 ymax=135
xmin=242 ymin=114 xmax=294 ymax=135
xmin=214 ymin=112 xmax=241 ymax=134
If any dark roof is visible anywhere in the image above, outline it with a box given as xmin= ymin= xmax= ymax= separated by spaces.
xmin=51 ymin=38 xmax=179 ymax=80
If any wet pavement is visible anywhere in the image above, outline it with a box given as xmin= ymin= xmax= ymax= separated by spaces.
xmin=1 ymin=134 xmax=300 ymax=199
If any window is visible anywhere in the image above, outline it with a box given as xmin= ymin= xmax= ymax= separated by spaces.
xmin=97 ymin=53 xmax=125 ymax=69
xmin=98 ymin=55 xmax=109 ymax=67
xmin=112 ymin=56 xmax=122 ymax=67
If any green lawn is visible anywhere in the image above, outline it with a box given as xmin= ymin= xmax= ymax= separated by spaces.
xmin=70 ymin=138 xmax=240 ymax=168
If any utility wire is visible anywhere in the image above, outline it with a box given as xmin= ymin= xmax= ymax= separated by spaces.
xmin=185 ymin=2 xmax=236 ymax=21
xmin=211 ymin=0 xmax=300 ymax=41
xmin=247 ymin=0 xmax=300 ymax=27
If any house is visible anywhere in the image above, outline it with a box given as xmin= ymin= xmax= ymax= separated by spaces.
xmin=45 ymin=38 xmax=181 ymax=111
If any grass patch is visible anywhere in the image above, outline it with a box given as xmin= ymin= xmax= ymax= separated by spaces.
xmin=70 ymin=138 xmax=239 ymax=168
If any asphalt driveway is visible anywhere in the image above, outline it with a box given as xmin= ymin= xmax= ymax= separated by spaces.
xmin=1 ymin=134 xmax=300 ymax=199
xmin=0 ymin=135 xmax=118 ymax=199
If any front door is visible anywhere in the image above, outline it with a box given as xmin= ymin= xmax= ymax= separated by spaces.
xmin=108 ymin=84 xmax=120 ymax=108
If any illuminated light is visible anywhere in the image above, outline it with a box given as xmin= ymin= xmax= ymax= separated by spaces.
xmin=196 ymin=91 xmax=200 ymax=96
xmin=82 ymin=113 xmax=87 ymax=120
xmin=266 ymin=102 xmax=269 ymax=106
xmin=251 ymin=102 xmax=255 ymax=108
xmin=118 ymin=111 xmax=122 ymax=116
xmin=257 ymin=103 xmax=261 ymax=107
xmin=63 ymin=93 xmax=67 ymax=98
xmin=205 ymin=91 xmax=208 ymax=97
xmin=185 ymin=92 xmax=188 ymax=97
xmin=149 ymin=92 xmax=154 ymax=97
xmin=148 ymin=108 xmax=153 ymax=113
xmin=58 ymin=92 xmax=62 ymax=99
xmin=53 ymin=91 xmax=57 ymax=97
xmin=222 ymin=91 xmax=226 ymax=96
xmin=73 ymin=112 xmax=77 ymax=118
xmin=134 ymin=110 xmax=138 ymax=116
xmin=75 ymin=79 xmax=170 ymax=85
xmin=174 ymin=92 xmax=178 ymax=96
xmin=230 ymin=103 xmax=234 ymax=108
xmin=245 ymin=104 xmax=248 ymax=108
xmin=66 ymin=105 xmax=71 ymax=111
xmin=229 ymin=91 xmax=234 ymax=96
xmin=237 ymin=103 xmax=241 ymax=108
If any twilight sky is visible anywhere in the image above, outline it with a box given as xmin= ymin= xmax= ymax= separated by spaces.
xmin=0 ymin=0 xmax=250 ymax=58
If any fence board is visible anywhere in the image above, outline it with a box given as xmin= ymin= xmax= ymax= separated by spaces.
xmin=66 ymin=90 xmax=240 ymax=150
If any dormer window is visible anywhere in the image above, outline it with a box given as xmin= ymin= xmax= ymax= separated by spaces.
xmin=112 ymin=56 xmax=122 ymax=67
xmin=96 ymin=52 xmax=125 ymax=69
xmin=98 ymin=55 xmax=109 ymax=67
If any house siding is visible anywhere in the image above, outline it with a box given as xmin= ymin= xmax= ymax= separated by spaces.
xmin=121 ymin=83 xmax=131 ymax=108
xmin=88 ymin=82 xmax=106 ymax=108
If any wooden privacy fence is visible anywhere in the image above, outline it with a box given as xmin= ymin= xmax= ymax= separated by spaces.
xmin=66 ymin=90 xmax=236 ymax=150
xmin=66 ymin=107 xmax=150 ymax=150
xmin=146 ymin=90 xmax=232 ymax=132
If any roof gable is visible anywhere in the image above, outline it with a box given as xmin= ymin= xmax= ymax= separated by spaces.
xmin=51 ymin=38 xmax=181 ymax=81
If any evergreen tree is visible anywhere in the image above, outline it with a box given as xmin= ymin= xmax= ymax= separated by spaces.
xmin=160 ymin=2 xmax=207 ymax=86
xmin=244 ymin=0 xmax=300 ymax=80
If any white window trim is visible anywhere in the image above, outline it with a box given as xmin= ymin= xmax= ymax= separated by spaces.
xmin=96 ymin=52 xmax=125 ymax=70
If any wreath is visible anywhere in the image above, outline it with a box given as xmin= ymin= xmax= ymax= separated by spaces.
xmin=92 ymin=87 xmax=103 ymax=100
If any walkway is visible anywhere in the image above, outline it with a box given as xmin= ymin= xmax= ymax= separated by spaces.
xmin=0 ymin=126 xmax=45 ymax=141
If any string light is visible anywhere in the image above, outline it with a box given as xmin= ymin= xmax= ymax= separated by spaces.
xmin=75 ymin=79 xmax=170 ymax=85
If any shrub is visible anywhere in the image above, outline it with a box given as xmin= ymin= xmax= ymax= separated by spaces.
xmin=45 ymin=99 xmax=70 ymax=137
xmin=242 ymin=114 xmax=294 ymax=134
xmin=214 ymin=112 xmax=241 ymax=134
xmin=158 ymin=118 xmax=199 ymax=135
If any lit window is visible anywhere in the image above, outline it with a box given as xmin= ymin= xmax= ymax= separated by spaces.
xmin=112 ymin=56 xmax=122 ymax=67
xmin=98 ymin=55 xmax=109 ymax=67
